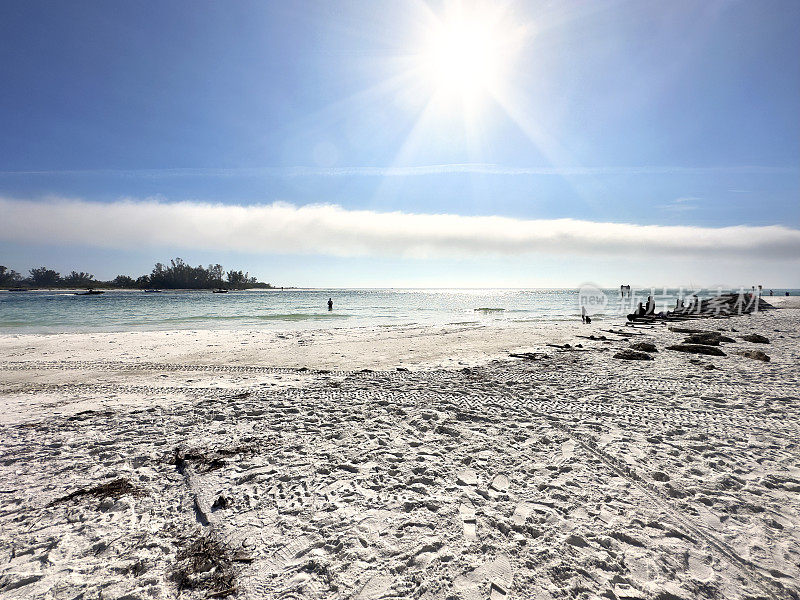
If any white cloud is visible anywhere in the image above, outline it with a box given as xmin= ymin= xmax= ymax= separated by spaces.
xmin=659 ymin=196 xmax=700 ymax=211
xmin=2 ymin=196 xmax=799 ymax=260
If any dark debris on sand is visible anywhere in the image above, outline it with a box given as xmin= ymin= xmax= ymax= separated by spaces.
xmin=509 ymin=352 xmax=550 ymax=361
xmin=614 ymin=349 xmax=654 ymax=361
xmin=629 ymin=342 xmax=658 ymax=353
xmin=742 ymin=333 xmax=770 ymax=344
xmin=48 ymin=477 xmax=144 ymax=506
xmin=171 ymin=444 xmax=262 ymax=474
xmin=667 ymin=344 xmax=726 ymax=357
xmin=683 ymin=332 xmax=736 ymax=345
xmin=739 ymin=350 xmax=771 ymax=362
xmin=172 ymin=533 xmax=237 ymax=597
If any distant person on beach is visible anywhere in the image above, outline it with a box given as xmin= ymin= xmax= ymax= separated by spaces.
xmin=581 ymin=306 xmax=591 ymax=324
xmin=786 ymin=292 xmax=790 ymax=296
xmin=769 ymin=290 xmax=773 ymax=296
xmin=327 ymin=297 xmax=333 ymax=311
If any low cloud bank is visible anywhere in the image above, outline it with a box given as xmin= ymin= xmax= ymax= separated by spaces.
xmin=2 ymin=197 xmax=799 ymax=260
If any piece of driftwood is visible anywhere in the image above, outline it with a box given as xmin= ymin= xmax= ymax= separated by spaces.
xmin=738 ymin=350 xmax=770 ymax=362
xmin=614 ymin=349 xmax=654 ymax=361
xmin=667 ymin=344 xmax=726 ymax=357
xmin=509 ymin=352 xmax=550 ymax=361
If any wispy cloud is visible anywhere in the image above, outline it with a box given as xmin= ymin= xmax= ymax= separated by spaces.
xmin=659 ymin=196 xmax=701 ymax=211
xmin=0 ymin=164 xmax=796 ymax=178
xmin=2 ymin=196 xmax=799 ymax=260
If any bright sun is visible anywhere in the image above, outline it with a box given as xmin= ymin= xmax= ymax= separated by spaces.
xmin=416 ymin=4 xmax=525 ymax=111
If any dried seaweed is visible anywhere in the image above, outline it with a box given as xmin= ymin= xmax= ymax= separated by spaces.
xmin=172 ymin=534 xmax=236 ymax=597
xmin=49 ymin=477 xmax=143 ymax=506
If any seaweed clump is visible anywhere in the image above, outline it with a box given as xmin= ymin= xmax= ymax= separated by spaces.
xmin=172 ymin=534 xmax=237 ymax=597
xmin=48 ymin=477 xmax=143 ymax=506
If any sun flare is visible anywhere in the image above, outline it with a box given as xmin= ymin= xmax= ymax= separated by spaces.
xmin=416 ymin=3 xmax=526 ymax=111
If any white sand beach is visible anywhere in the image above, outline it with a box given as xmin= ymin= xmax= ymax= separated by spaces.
xmin=1 ymin=304 xmax=799 ymax=600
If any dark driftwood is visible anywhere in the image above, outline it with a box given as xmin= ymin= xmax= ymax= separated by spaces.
xmin=741 ymin=334 xmax=769 ymax=344
xmin=509 ymin=352 xmax=549 ymax=361
xmin=629 ymin=293 xmax=774 ymax=325
xmin=629 ymin=342 xmax=657 ymax=353
xmin=614 ymin=349 xmax=654 ymax=361
xmin=667 ymin=344 xmax=726 ymax=357
xmin=602 ymin=329 xmax=644 ymax=337
xmin=739 ymin=350 xmax=770 ymax=362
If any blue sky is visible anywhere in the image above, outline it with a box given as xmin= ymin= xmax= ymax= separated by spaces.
xmin=1 ymin=0 xmax=798 ymax=286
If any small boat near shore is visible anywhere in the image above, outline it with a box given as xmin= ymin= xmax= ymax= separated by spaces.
xmin=212 ymin=288 xmax=228 ymax=293
xmin=74 ymin=289 xmax=104 ymax=296
xmin=143 ymin=289 xmax=163 ymax=293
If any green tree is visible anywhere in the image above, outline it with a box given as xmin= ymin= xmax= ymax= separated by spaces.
xmin=63 ymin=271 xmax=96 ymax=286
xmin=208 ymin=264 xmax=224 ymax=288
xmin=0 ymin=266 xmax=22 ymax=286
xmin=29 ymin=267 xmax=61 ymax=287
xmin=226 ymin=269 xmax=248 ymax=289
xmin=113 ymin=275 xmax=136 ymax=288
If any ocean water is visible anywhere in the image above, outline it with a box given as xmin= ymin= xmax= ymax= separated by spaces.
xmin=0 ymin=288 xmax=795 ymax=334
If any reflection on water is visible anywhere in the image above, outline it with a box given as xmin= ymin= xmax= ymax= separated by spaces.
xmin=0 ymin=288 xmax=793 ymax=334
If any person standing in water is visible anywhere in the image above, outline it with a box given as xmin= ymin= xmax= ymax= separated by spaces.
xmin=327 ymin=298 xmax=333 ymax=311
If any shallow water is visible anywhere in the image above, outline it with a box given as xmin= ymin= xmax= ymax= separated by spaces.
xmin=1 ymin=287 xmax=794 ymax=334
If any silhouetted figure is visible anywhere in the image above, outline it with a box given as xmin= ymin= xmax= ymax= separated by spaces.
xmin=581 ymin=306 xmax=587 ymax=324
xmin=786 ymin=291 xmax=790 ymax=296
xmin=327 ymin=297 xmax=333 ymax=311
xmin=769 ymin=290 xmax=773 ymax=296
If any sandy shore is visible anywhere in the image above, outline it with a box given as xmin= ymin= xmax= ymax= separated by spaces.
xmin=1 ymin=305 xmax=799 ymax=599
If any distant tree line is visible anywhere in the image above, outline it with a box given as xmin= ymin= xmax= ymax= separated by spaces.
xmin=0 ymin=258 xmax=274 ymax=290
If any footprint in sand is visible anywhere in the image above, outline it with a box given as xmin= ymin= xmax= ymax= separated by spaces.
xmin=265 ymin=535 xmax=321 ymax=572
xmin=457 ymin=468 xmax=478 ymax=486
xmin=459 ymin=500 xmax=477 ymax=541
xmin=688 ymin=551 xmax=714 ymax=582
xmin=490 ymin=474 xmax=510 ymax=493
xmin=511 ymin=502 xmax=533 ymax=527
xmin=453 ymin=554 xmax=514 ymax=600
xmin=354 ymin=574 xmax=394 ymax=600
xmin=488 ymin=554 xmax=514 ymax=600
xmin=561 ymin=440 xmax=576 ymax=461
